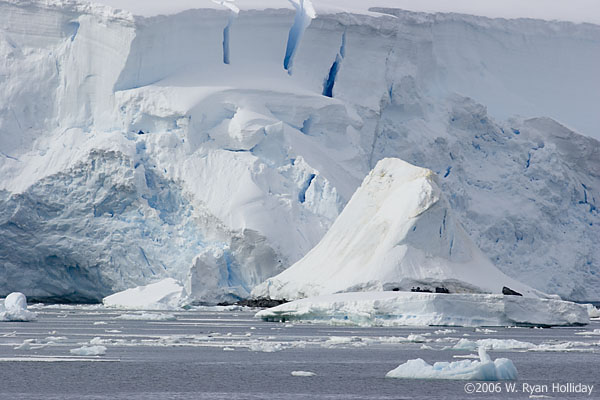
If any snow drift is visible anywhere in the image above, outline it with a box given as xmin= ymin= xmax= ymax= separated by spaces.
xmin=0 ymin=0 xmax=598 ymax=302
xmin=255 ymin=291 xmax=589 ymax=327
xmin=253 ymin=158 xmax=542 ymax=300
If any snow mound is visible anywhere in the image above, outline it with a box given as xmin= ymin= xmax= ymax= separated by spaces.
xmin=0 ymin=292 xmax=37 ymax=322
xmin=386 ymin=347 xmax=517 ymax=381
xmin=254 ymin=158 xmax=541 ymax=300
xmin=255 ymin=291 xmax=588 ymax=327
xmin=103 ymin=278 xmax=183 ymax=310
xmin=70 ymin=345 xmax=107 ymax=356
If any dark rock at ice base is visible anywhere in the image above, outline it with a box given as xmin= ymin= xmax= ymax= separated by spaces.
xmin=411 ymin=287 xmax=432 ymax=293
xmin=435 ymin=287 xmax=450 ymax=294
xmin=502 ymin=286 xmax=523 ymax=296
xmin=216 ymin=298 xmax=289 ymax=308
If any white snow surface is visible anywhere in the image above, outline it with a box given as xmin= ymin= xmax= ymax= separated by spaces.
xmin=0 ymin=292 xmax=37 ymax=322
xmin=102 ymin=278 xmax=184 ymax=310
xmin=253 ymin=158 xmax=542 ymax=300
xmin=255 ymin=291 xmax=589 ymax=327
xmin=385 ymin=347 xmax=517 ymax=381
xmin=0 ymin=0 xmax=599 ymax=303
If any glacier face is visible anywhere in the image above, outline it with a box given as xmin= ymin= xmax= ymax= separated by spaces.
xmin=0 ymin=0 xmax=598 ymax=301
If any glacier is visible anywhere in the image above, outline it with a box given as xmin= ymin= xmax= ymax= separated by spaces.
xmin=0 ymin=0 xmax=599 ymax=302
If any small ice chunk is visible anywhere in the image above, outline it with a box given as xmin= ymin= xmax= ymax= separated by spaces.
xmin=15 ymin=339 xmax=47 ymax=350
xmin=475 ymin=328 xmax=497 ymax=334
xmin=223 ymin=347 xmax=235 ymax=351
xmin=574 ymin=329 xmax=600 ymax=336
xmin=115 ymin=312 xmax=176 ymax=321
xmin=584 ymin=304 xmax=600 ymax=318
xmin=248 ymin=341 xmax=283 ymax=352
xmin=386 ymin=347 xmax=517 ymax=381
xmin=407 ymin=334 xmax=429 ymax=343
xmin=291 ymin=371 xmax=316 ymax=377
xmin=70 ymin=345 xmax=107 ymax=356
xmin=1 ymin=292 xmax=37 ymax=322
xmin=434 ymin=329 xmax=457 ymax=335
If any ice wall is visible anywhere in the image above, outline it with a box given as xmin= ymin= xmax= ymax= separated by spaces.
xmin=0 ymin=0 xmax=598 ymax=301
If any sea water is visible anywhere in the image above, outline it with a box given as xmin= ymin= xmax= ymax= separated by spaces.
xmin=0 ymin=306 xmax=598 ymax=399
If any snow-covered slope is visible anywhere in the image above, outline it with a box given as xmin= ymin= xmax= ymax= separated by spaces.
xmin=0 ymin=0 xmax=598 ymax=301
xmin=253 ymin=158 xmax=542 ymax=299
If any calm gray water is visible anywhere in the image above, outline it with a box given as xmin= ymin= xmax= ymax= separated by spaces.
xmin=0 ymin=306 xmax=598 ymax=400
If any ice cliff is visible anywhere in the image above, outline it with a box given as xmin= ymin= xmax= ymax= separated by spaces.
xmin=253 ymin=158 xmax=543 ymax=300
xmin=0 ymin=0 xmax=598 ymax=302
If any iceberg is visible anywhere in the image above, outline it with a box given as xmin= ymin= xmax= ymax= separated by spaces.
xmin=385 ymin=347 xmax=517 ymax=381
xmin=0 ymin=292 xmax=37 ymax=322
xmin=255 ymin=291 xmax=589 ymax=327
xmin=103 ymin=278 xmax=183 ymax=310
xmin=253 ymin=158 xmax=543 ymax=300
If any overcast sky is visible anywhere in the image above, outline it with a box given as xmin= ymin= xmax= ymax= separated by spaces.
xmin=94 ymin=0 xmax=600 ymax=24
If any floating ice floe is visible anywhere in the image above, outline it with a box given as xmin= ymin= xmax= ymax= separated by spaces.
xmin=385 ymin=347 xmax=517 ymax=381
xmin=255 ymin=291 xmax=588 ymax=327
xmin=575 ymin=329 xmax=600 ymax=336
xmin=453 ymin=338 xmax=534 ymax=351
xmin=115 ymin=312 xmax=177 ymax=321
xmin=247 ymin=341 xmax=284 ymax=352
xmin=70 ymin=345 xmax=107 ymax=356
xmin=103 ymin=278 xmax=184 ymax=310
xmin=452 ymin=338 xmax=598 ymax=353
xmin=0 ymin=292 xmax=37 ymax=322
xmin=291 ymin=371 xmax=316 ymax=377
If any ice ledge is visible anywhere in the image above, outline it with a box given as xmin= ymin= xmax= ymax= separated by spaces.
xmin=255 ymin=291 xmax=589 ymax=327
